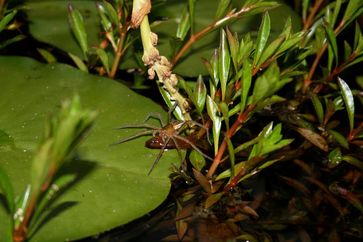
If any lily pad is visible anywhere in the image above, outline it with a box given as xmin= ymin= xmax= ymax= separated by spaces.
xmin=24 ymin=0 xmax=301 ymax=77
xmin=0 ymin=56 xmax=178 ymax=242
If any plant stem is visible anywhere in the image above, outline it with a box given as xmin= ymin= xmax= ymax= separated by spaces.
xmin=109 ymin=24 xmax=129 ymax=79
xmin=206 ymin=104 xmax=255 ymax=179
xmin=303 ymin=19 xmax=346 ymax=92
xmin=303 ymin=0 xmax=324 ymax=30
xmin=171 ymin=5 xmax=253 ymax=67
xmin=13 ymin=163 xmax=57 ymax=242
xmin=0 ymin=0 xmax=5 ymax=18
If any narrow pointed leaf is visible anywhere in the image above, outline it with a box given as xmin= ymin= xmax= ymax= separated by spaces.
xmin=0 ymin=10 xmax=17 ymax=32
xmin=338 ymin=77 xmax=355 ymax=131
xmin=253 ymin=12 xmax=270 ymax=66
xmin=324 ymin=22 xmax=338 ymax=66
xmin=257 ymin=35 xmax=284 ymax=67
xmin=0 ymin=167 xmax=14 ymax=214
xmin=176 ymin=6 xmax=190 ymax=40
xmin=219 ymin=29 xmax=231 ymax=101
xmin=226 ymin=28 xmax=239 ymax=71
xmin=194 ymin=75 xmax=207 ymax=113
xmin=95 ymin=47 xmax=110 ymax=74
xmin=103 ymin=1 xmax=120 ymax=28
xmin=68 ymin=4 xmax=88 ymax=58
xmin=215 ymin=0 xmax=231 ymax=20
xmin=189 ymin=150 xmax=205 ymax=172
xmin=96 ymin=2 xmax=113 ymax=32
xmin=342 ymin=155 xmax=363 ymax=171
xmin=68 ymin=52 xmax=88 ymax=73
xmin=328 ymin=130 xmax=349 ymax=149
xmin=342 ymin=0 xmax=363 ymax=26
xmin=188 ymin=0 xmax=196 ymax=34
xmin=302 ymin=0 xmax=310 ymax=22
xmin=331 ymin=0 xmax=342 ymax=28
xmin=311 ymin=93 xmax=324 ymax=124
xmin=240 ymin=60 xmax=252 ymax=112
xmin=206 ymin=96 xmax=222 ymax=155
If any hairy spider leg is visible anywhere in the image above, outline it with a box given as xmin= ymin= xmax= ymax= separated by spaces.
xmin=114 ymin=123 xmax=160 ymax=130
xmin=147 ymin=136 xmax=171 ymax=175
xmin=143 ymin=113 xmax=165 ymax=127
xmin=111 ymin=129 xmax=155 ymax=145
xmin=173 ymin=135 xmax=214 ymax=161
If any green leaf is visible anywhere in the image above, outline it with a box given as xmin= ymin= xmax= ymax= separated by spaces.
xmin=331 ymin=0 xmax=342 ymax=28
xmin=96 ymin=2 xmax=113 ymax=33
xmin=219 ymin=29 xmax=231 ymax=101
xmin=328 ymin=129 xmax=349 ymax=149
xmin=206 ymin=96 xmax=222 ymax=155
xmin=343 ymin=40 xmax=352 ymax=60
xmin=102 ymin=1 xmax=120 ymax=28
xmin=226 ymin=28 xmax=239 ymax=71
xmin=215 ymin=0 xmax=231 ymax=19
xmin=342 ymin=0 xmax=363 ymax=28
xmin=324 ymin=22 xmax=338 ymax=67
xmin=0 ymin=56 xmax=178 ymax=242
xmin=337 ymin=77 xmax=355 ymax=131
xmin=328 ymin=148 xmax=342 ymax=168
xmin=0 ymin=166 xmax=14 ymax=214
xmin=354 ymin=22 xmax=363 ymax=51
xmin=238 ymin=34 xmax=254 ymax=65
xmin=240 ymin=60 xmax=252 ymax=112
xmin=188 ymin=0 xmax=196 ymax=34
xmin=342 ymin=156 xmax=363 ymax=171
xmin=95 ymin=47 xmax=110 ymax=74
xmin=257 ymin=35 xmax=284 ymax=67
xmin=219 ymin=102 xmax=230 ymax=131
xmin=194 ymin=75 xmax=207 ymax=113
xmin=37 ymin=48 xmax=57 ymax=64
xmin=252 ymin=62 xmax=290 ymax=104
xmin=0 ymin=10 xmax=17 ymax=32
xmin=302 ymin=0 xmax=309 ymax=21
xmin=189 ymin=150 xmax=205 ymax=172
xmin=176 ymin=5 xmax=191 ymax=40
xmin=68 ymin=52 xmax=88 ymax=73
xmin=25 ymin=0 xmax=301 ymax=77
xmin=311 ymin=93 xmax=324 ymax=124
xmin=253 ymin=12 xmax=271 ymax=66
xmin=26 ymin=1 xmax=101 ymax=60
xmin=68 ymin=4 xmax=89 ymax=58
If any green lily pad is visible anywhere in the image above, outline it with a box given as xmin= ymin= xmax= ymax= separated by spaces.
xmin=0 ymin=56 xmax=178 ymax=242
xmin=24 ymin=0 xmax=301 ymax=77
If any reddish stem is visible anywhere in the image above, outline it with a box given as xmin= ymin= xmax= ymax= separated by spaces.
xmin=109 ymin=23 xmax=129 ymax=79
xmin=206 ymin=104 xmax=255 ymax=179
xmin=303 ymin=0 xmax=324 ymax=30
xmin=171 ymin=5 xmax=253 ymax=67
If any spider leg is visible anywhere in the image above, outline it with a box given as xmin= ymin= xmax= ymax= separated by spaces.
xmin=170 ymin=136 xmax=185 ymax=164
xmin=114 ymin=123 xmax=160 ymax=130
xmin=143 ymin=113 xmax=165 ymax=127
xmin=185 ymin=120 xmax=212 ymax=145
xmin=174 ymin=135 xmax=214 ymax=161
xmin=147 ymin=136 xmax=171 ymax=175
xmin=110 ymin=130 xmax=154 ymax=146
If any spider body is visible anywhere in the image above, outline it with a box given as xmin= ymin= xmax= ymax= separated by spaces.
xmin=145 ymin=121 xmax=193 ymax=149
xmin=112 ymin=116 xmax=211 ymax=175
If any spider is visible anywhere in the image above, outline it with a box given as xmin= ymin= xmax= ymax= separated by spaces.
xmin=111 ymin=113 xmax=212 ymax=175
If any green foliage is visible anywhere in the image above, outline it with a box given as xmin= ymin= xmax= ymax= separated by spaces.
xmin=1 ymin=0 xmax=363 ymax=241
xmin=0 ymin=57 xmax=178 ymax=241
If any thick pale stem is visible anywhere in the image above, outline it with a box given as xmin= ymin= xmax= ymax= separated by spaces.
xmin=139 ymin=14 xmax=191 ymax=120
